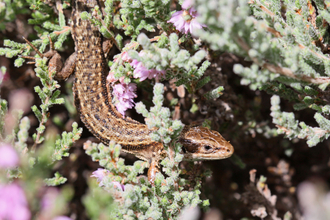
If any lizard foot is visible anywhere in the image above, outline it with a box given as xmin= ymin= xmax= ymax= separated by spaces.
xmin=20 ymin=36 xmax=76 ymax=80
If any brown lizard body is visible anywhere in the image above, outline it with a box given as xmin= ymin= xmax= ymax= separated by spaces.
xmin=23 ymin=0 xmax=234 ymax=182
xmin=71 ymin=0 xmax=164 ymax=163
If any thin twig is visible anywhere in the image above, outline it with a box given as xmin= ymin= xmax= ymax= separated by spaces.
xmin=252 ymin=1 xmax=330 ymax=61
xmin=235 ymin=36 xmax=330 ymax=84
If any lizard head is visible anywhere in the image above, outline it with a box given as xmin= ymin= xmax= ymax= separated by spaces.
xmin=178 ymin=126 xmax=234 ymax=160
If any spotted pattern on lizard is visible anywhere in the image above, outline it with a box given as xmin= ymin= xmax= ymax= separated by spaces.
xmin=23 ymin=0 xmax=234 ymax=182
xmin=71 ymin=0 xmax=233 ymax=164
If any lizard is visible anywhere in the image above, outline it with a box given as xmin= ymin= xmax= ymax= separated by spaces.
xmin=22 ymin=0 xmax=234 ymax=183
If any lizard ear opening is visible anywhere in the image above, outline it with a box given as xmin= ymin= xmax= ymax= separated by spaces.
xmin=179 ymin=139 xmax=199 ymax=153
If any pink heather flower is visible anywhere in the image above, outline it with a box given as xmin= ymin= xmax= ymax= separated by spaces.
xmin=41 ymin=187 xmax=59 ymax=211
xmin=107 ymin=71 xmax=126 ymax=84
xmin=38 ymin=187 xmax=72 ymax=220
xmin=107 ymin=52 xmax=131 ymax=84
xmin=113 ymin=51 xmax=131 ymax=63
xmin=131 ymin=59 xmax=165 ymax=81
xmin=0 ymin=143 xmax=19 ymax=169
xmin=107 ymin=71 xmax=116 ymax=83
xmin=113 ymin=83 xmax=137 ymax=116
xmin=168 ymin=0 xmax=206 ymax=35
xmin=121 ymin=51 xmax=131 ymax=62
xmin=112 ymin=181 xmax=125 ymax=191
xmin=181 ymin=0 xmax=193 ymax=9
xmin=91 ymin=168 xmax=110 ymax=186
xmin=0 ymin=183 xmax=31 ymax=220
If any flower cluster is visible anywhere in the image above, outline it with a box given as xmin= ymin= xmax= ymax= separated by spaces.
xmin=0 ymin=143 xmax=19 ymax=168
xmin=168 ymin=0 xmax=206 ymax=35
xmin=107 ymin=51 xmax=165 ymax=116
xmin=91 ymin=168 xmax=125 ymax=191
xmin=0 ymin=183 xmax=30 ymax=220
xmin=91 ymin=168 xmax=110 ymax=187
xmin=131 ymin=58 xmax=165 ymax=81
xmin=107 ymin=52 xmax=136 ymax=116
xmin=39 ymin=188 xmax=72 ymax=220
xmin=113 ymin=83 xmax=137 ymax=116
xmin=107 ymin=0 xmax=205 ymax=116
xmin=0 ymin=143 xmax=72 ymax=220
xmin=106 ymin=52 xmax=131 ymax=84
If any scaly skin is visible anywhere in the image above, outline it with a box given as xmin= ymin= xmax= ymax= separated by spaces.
xmin=24 ymin=0 xmax=234 ymax=183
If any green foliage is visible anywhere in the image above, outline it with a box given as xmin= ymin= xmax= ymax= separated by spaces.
xmin=85 ymin=140 xmax=208 ymax=219
xmin=84 ymin=83 xmax=208 ymax=219
xmin=4 ymin=0 xmax=330 ymax=218
xmin=114 ymin=0 xmax=170 ymax=38
xmin=194 ymin=0 xmax=330 ymax=146
xmin=85 ymin=140 xmax=148 ymax=185
xmin=129 ymin=33 xmax=210 ymax=89
xmin=136 ymin=83 xmax=184 ymax=143
xmin=0 ymin=0 xmax=81 ymax=213
xmin=14 ymin=117 xmax=30 ymax=153
xmin=44 ymin=172 xmax=68 ymax=186
xmin=30 ymin=57 xmax=65 ymax=149
xmin=0 ymin=0 xmax=71 ymax=66
xmin=0 ymin=98 xmax=8 ymax=138
xmin=0 ymin=91 xmax=75 ymax=217
xmin=203 ymin=86 xmax=224 ymax=100
xmin=53 ymin=122 xmax=82 ymax=161
xmin=0 ymin=0 xmax=218 ymax=218
xmin=83 ymin=179 xmax=116 ymax=220
xmin=0 ymin=0 xmax=30 ymax=31
xmin=271 ymin=95 xmax=330 ymax=147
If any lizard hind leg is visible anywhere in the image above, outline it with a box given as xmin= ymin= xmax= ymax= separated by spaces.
xmin=20 ymin=36 xmax=77 ymax=80
xmin=147 ymin=159 xmax=160 ymax=186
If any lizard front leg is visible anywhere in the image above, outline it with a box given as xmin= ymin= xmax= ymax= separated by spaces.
xmin=21 ymin=36 xmax=77 ymax=80
xmin=147 ymin=160 xmax=160 ymax=186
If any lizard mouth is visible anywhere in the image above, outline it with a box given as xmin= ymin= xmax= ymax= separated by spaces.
xmin=182 ymin=146 xmax=234 ymax=161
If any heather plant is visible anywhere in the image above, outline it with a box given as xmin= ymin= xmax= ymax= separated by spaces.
xmin=1 ymin=0 xmax=330 ymax=219
xmin=0 ymin=63 xmax=78 ymax=218
xmin=192 ymin=0 xmax=330 ymax=147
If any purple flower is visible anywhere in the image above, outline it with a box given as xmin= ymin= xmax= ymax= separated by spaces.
xmin=106 ymin=71 xmax=117 ymax=83
xmin=113 ymin=83 xmax=137 ymax=116
xmin=168 ymin=0 xmax=206 ymax=35
xmin=181 ymin=0 xmax=193 ymax=9
xmin=121 ymin=51 xmax=131 ymax=62
xmin=38 ymin=187 xmax=71 ymax=220
xmin=0 ymin=183 xmax=30 ymax=220
xmin=91 ymin=169 xmax=126 ymax=191
xmin=0 ymin=143 xmax=19 ymax=169
xmin=112 ymin=181 xmax=125 ymax=191
xmin=91 ymin=168 xmax=110 ymax=186
xmin=131 ymin=59 xmax=165 ymax=81
xmin=41 ymin=187 xmax=59 ymax=211
xmin=107 ymin=52 xmax=132 ymax=84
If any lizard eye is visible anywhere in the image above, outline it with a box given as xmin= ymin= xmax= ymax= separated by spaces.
xmin=204 ymin=145 xmax=212 ymax=151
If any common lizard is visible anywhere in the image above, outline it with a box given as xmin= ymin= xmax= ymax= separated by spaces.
xmin=23 ymin=0 xmax=234 ymax=183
